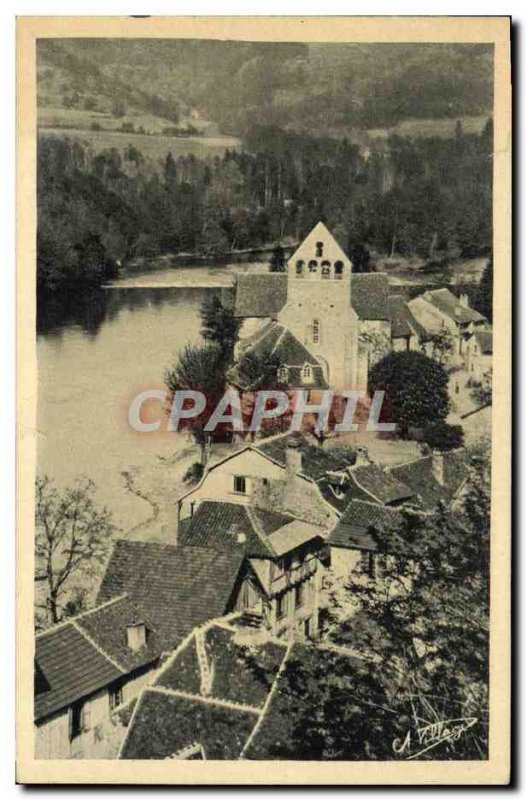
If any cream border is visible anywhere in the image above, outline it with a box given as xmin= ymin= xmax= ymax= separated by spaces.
xmin=16 ymin=15 xmax=511 ymax=785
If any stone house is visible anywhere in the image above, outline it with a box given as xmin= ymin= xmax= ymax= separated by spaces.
xmin=408 ymin=288 xmax=487 ymax=362
xmin=464 ymin=328 xmax=493 ymax=382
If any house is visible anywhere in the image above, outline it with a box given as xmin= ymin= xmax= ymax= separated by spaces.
xmin=34 ymin=595 xmax=165 ymax=759
xmin=327 ymin=449 xmax=470 ymax=581
xmin=118 ymin=618 xmax=367 ymax=760
xmin=408 ymin=288 xmax=487 ymax=359
xmin=34 ymin=541 xmax=265 ymax=759
xmin=388 ymin=294 xmax=430 ymax=352
xmin=233 ymin=222 xmax=392 ymax=390
xmin=464 ymin=328 xmax=493 ymax=382
xmin=179 ymin=499 xmax=325 ymax=639
xmin=177 ymin=431 xmax=359 ymax=528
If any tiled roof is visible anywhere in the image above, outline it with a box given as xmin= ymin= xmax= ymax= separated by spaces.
xmin=327 ymin=500 xmax=404 ymax=551
xmin=120 ymin=624 xmax=365 ymax=760
xmin=474 ymin=329 xmax=493 ymax=354
xmin=350 ymin=273 xmax=390 ymax=320
xmin=255 ymin=432 xmax=355 ymax=481
xmin=76 ymin=595 xmax=165 ymax=673
xmin=180 ymin=500 xmax=323 ymax=559
xmin=229 ymin=322 xmax=328 ymax=390
xmin=389 ymin=295 xmax=413 ymax=338
xmin=234 ymin=273 xmax=288 ymax=318
xmin=386 ymin=452 xmax=469 ymax=511
xmin=97 ymin=541 xmax=245 ymax=646
xmin=233 ymin=269 xmax=390 ymax=321
xmin=423 ymin=288 xmax=487 ymax=325
xmin=349 ymin=464 xmax=414 ymax=506
xmin=35 ymin=620 xmax=123 ymax=721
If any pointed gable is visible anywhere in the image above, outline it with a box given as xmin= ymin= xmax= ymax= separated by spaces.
xmin=288 ymin=221 xmax=351 ymax=272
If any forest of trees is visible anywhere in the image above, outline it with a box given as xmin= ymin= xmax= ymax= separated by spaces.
xmin=37 ymin=119 xmax=493 ymax=303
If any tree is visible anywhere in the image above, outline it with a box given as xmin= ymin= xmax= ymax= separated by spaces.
xmin=428 ymin=328 xmax=455 ymax=365
xmin=421 ymin=421 xmax=465 ymax=451
xmin=474 ymin=258 xmax=493 ymax=323
xmin=35 ymin=476 xmax=115 ymax=628
xmin=200 ymin=294 xmax=240 ymax=361
xmin=327 ymin=446 xmax=491 ymax=759
xmin=368 ymin=351 xmax=450 ymax=438
xmin=164 ymin=343 xmax=226 ymax=463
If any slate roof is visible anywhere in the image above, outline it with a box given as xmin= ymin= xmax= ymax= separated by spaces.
xmin=388 ymin=294 xmax=429 ymax=341
xmin=423 ymin=288 xmax=487 ymax=325
xmin=233 ymin=267 xmax=390 ymax=322
xmin=255 ymin=432 xmax=356 ymax=482
xmin=35 ymin=618 xmax=124 ymax=721
xmin=234 ymin=273 xmax=288 ymax=318
xmin=327 ymin=500 xmax=405 ymax=551
xmin=75 ymin=595 xmax=165 ymax=673
xmin=386 ymin=452 xmax=469 ymax=511
xmin=350 ymin=273 xmax=390 ymax=320
xmin=349 ymin=464 xmax=415 ymax=506
xmin=229 ymin=321 xmax=328 ymax=390
xmin=180 ymin=500 xmax=324 ymax=559
xmin=120 ymin=625 xmax=366 ymax=761
xmin=474 ymin=329 xmax=493 ymax=354
xmin=97 ymin=541 xmax=246 ymax=647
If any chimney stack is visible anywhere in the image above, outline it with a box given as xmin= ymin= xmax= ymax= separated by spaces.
xmin=459 ymin=293 xmax=469 ymax=308
xmin=127 ymin=622 xmax=147 ymax=652
xmin=285 ymin=439 xmax=303 ymax=476
xmin=355 ymin=445 xmax=371 ymax=467
xmin=431 ymin=450 xmax=444 ymax=486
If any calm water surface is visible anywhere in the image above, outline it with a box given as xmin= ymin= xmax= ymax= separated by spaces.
xmin=36 ymin=265 xmax=260 ymax=531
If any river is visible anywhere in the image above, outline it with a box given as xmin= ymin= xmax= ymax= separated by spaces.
xmin=36 ymin=264 xmax=266 ymax=532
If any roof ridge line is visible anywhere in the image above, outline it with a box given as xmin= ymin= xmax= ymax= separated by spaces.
xmin=349 ymin=471 xmax=383 ymax=505
xmin=270 ymin=323 xmax=288 ymax=355
xmin=386 ymin=455 xmax=431 ymax=470
xmin=35 ymin=593 xmax=129 ymax=638
xmin=70 ymin=620 xmax=127 ymax=674
xmin=147 ymin=685 xmax=262 ymax=716
xmin=240 ymin=641 xmax=293 ymax=758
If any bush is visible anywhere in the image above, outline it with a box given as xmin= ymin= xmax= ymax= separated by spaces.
xmin=183 ymin=462 xmax=204 ymax=485
xmin=421 ymin=421 xmax=464 ymax=451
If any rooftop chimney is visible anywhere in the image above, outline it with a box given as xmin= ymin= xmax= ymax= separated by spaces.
xmin=355 ymin=445 xmax=371 ymax=467
xmin=126 ymin=622 xmax=147 ymax=652
xmin=285 ymin=439 xmax=303 ymax=476
xmin=459 ymin=293 xmax=469 ymax=308
xmin=431 ymin=450 xmax=444 ymax=486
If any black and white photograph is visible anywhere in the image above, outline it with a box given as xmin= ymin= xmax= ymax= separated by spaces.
xmin=14 ymin=14 xmax=511 ymax=785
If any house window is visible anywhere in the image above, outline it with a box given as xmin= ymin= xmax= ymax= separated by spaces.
xmin=277 ymin=366 xmax=288 ymax=384
xmin=308 ymin=260 xmax=318 ymax=273
xmin=316 ymin=241 xmax=324 ymax=258
xmin=69 ymin=699 xmax=89 ymax=740
xmin=295 ymin=260 xmax=304 ymax=277
xmin=276 ymin=593 xmax=287 ymax=620
xmin=294 ymin=583 xmax=304 ymax=609
xmin=302 ymin=363 xmax=313 ymax=383
xmin=233 ymin=475 xmax=246 ymax=494
xmin=312 ymin=319 xmax=320 ymax=344
xmin=321 ymin=261 xmax=331 ymax=279
xmin=334 ymin=261 xmax=344 ymax=279
xmin=304 ymin=616 xmax=312 ymax=638
xmin=109 ymin=681 xmax=124 ymax=713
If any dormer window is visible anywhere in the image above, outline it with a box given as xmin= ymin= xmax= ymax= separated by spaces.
xmin=295 ymin=260 xmax=304 ymax=277
xmin=316 ymin=241 xmax=324 ymax=258
xmin=321 ymin=261 xmax=331 ymax=279
xmin=301 ymin=363 xmax=313 ymax=383
xmin=334 ymin=261 xmax=344 ymax=279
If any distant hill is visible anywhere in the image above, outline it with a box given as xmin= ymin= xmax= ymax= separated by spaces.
xmin=37 ymin=39 xmax=493 ymax=141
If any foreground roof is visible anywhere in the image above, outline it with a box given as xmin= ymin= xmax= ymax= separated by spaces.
xmin=97 ymin=540 xmax=246 ymax=647
xmin=120 ymin=621 xmax=365 ymax=760
xmin=254 ymin=432 xmax=356 ymax=482
xmin=386 ymin=451 xmax=469 ymax=511
xmin=180 ymin=500 xmax=324 ymax=559
xmin=348 ymin=463 xmax=415 ymax=506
